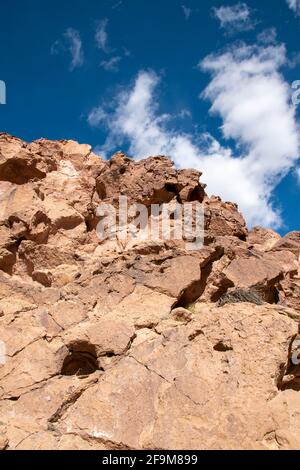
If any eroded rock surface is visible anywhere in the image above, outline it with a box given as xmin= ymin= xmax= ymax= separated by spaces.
xmin=0 ymin=133 xmax=300 ymax=450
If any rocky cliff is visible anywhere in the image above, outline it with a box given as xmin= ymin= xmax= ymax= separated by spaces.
xmin=0 ymin=132 xmax=299 ymax=450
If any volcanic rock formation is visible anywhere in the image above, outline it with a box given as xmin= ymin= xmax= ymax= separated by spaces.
xmin=0 ymin=133 xmax=299 ymax=449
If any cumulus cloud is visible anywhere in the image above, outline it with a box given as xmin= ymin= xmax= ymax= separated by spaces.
xmin=95 ymin=19 xmax=109 ymax=53
xmin=101 ymin=56 xmax=121 ymax=72
xmin=287 ymin=0 xmax=300 ymax=16
xmin=200 ymin=43 xmax=299 ymax=225
xmin=213 ymin=3 xmax=254 ymax=33
xmin=51 ymin=28 xmax=84 ymax=70
xmin=87 ymin=43 xmax=299 ymax=227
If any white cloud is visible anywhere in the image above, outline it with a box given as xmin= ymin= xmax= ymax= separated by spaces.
xmin=51 ymin=28 xmax=84 ymax=70
xmin=182 ymin=5 xmax=192 ymax=20
xmin=178 ymin=108 xmax=192 ymax=119
xmin=88 ymin=43 xmax=299 ymax=228
xmin=288 ymin=52 xmax=300 ymax=68
xmin=87 ymin=106 xmax=107 ymax=127
xmin=257 ymin=28 xmax=277 ymax=45
xmin=200 ymin=43 xmax=299 ymax=226
xmin=287 ymin=0 xmax=300 ymax=16
xmin=296 ymin=167 xmax=300 ymax=182
xmin=101 ymin=56 xmax=121 ymax=72
xmin=213 ymin=3 xmax=254 ymax=33
xmin=64 ymin=28 xmax=84 ymax=70
xmin=95 ymin=19 xmax=109 ymax=53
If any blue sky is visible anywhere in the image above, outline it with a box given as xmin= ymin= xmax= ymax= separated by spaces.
xmin=0 ymin=0 xmax=300 ymax=234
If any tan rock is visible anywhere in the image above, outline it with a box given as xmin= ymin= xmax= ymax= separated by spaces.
xmin=247 ymin=226 xmax=281 ymax=252
xmin=62 ymin=319 xmax=135 ymax=358
xmin=204 ymin=195 xmax=247 ymax=240
xmin=278 ymin=276 xmax=300 ymax=312
xmin=171 ymin=307 xmax=193 ymax=322
xmin=52 ymin=304 xmax=298 ymax=450
xmin=101 ymin=284 xmax=175 ymax=328
xmin=223 ymin=250 xmax=298 ymax=302
xmin=51 ymin=264 xmax=81 ymax=287
xmin=0 ymin=436 xmax=8 ymax=450
xmin=0 ymin=133 xmax=299 ymax=450
xmin=95 ymin=153 xmax=205 ymax=207
xmin=271 ymin=231 xmax=300 ymax=257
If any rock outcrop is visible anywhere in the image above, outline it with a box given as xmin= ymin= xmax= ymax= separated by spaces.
xmin=0 ymin=132 xmax=299 ymax=450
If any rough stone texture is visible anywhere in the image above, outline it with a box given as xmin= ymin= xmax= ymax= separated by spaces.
xmin=247 ymin=226 xmax=281 ymax=252
xmin=0 ymin=133 xmax=300 ymax=450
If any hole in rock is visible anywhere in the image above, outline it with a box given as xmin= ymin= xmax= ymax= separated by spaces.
xmin=269 ymin=286 xmax=280 ymax=304
xmin=238 ymin=233 xmax=247 ymax=241
xmin=213 ymin=341 xmax=233 ymax=352
xmin=85 ymin=217 xmax=97 ymax=232
xmin=164 ymin=183 xmax=177 ymax=193
xmin=8 ymin=396 xmax=20 ymax=401
xmin=61 ymin=341 xmax=99 ymax=377
xmin=254 ymin=285 xmax=280 ymax=305
xmin=96 ymin=180 xmax=107 ymax=200
xmin=187 ymin=186 xmax=205 ymax=202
